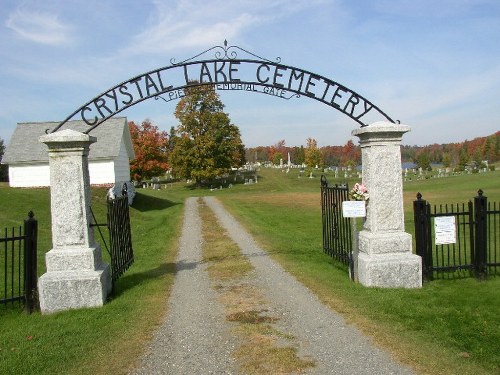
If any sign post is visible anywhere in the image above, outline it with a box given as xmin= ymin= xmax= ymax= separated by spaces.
xmin=342 ymin=200 xmax=366 ymax=281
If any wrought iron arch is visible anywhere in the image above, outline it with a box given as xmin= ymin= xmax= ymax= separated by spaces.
xmin=51 ymin=41 xmax=395 ymax=134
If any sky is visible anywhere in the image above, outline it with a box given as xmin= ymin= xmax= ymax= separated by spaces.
xmin=1 ymin=0 xmax=499 ymax=148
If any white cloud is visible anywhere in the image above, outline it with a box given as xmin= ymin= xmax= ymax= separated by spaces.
xmin=121 ymin=0 xmax=332 ymax=55
xmin=128 ymin=12 xmax=257 ymax=54
xmin=5 ymin=8 xmax=72 ymax=45
xmin=379 ymin=64 xmax=500 ymax=124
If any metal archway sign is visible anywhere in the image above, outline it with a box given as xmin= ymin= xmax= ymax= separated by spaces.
xmin=51 ymin=41 xmax=395 ymax=134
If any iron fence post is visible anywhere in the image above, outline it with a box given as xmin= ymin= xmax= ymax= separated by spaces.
xmin=350 ymin=217 xmax=357 ymax=281
xmin=474 ymin=190 xmax=487 ymax=279
xmin=414 ymin=193 xmax=432 ymax=281
xmin=24 ymin=211 xmax=38 ymax=313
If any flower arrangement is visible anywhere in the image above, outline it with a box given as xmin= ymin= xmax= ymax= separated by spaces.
xmin=350 ymin=183 xmax=369 ymax=201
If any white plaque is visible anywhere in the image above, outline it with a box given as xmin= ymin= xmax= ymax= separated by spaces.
xmin=342 ymin=201 xmax=366 ymax=218
xmin=434 ymin=216 xmax=456 ymax=245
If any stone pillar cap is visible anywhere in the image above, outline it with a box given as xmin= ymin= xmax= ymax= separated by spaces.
xmin=352 ymin=121 xmax=411 ymax=138
xmin=39 ymin=129 xmax=97 ymax=144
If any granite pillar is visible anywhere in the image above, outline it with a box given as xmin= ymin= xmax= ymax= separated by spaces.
xmin=38 ymin=129 xmax=111 ymax=314
xmin=352 ymin=122 xmax=422 ymax=288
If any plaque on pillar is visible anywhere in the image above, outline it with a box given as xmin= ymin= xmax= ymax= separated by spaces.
xmin=342 ymin=201 xmax=366 ymax=218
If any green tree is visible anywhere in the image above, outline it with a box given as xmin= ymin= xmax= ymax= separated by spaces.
xmin=272 ymin=152 xmax=283 ymax=166
xmin=472 ymin=149 xmax=485 ymax=169
xmin=442 ymin=153 xmax=451 ymax=168
xmin=167 ymin=125 xmax=176 ymax=153
xmin=293 ymin=146 xmax=305 ymax=165
xmin=170 ymin=84 xmax=245 ymax=185
xmin=457 ymin=148 xmax=470 ymax=171
xmin=482 ymin=135 xmax=499 ymax=163
xmin=416 ymin=151 xmax=432 ymax=171
xmin=129 ymin=120 xmax=170 ymax=181
xmin=0 ymin=137 xmax=7 ymax=182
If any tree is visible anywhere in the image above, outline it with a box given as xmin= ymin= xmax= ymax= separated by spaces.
xmin=268 ymin=139 xmax=287 ymax=164
xmin=442 ymin=153 xmax=451 ymax=168
xmin=340 ymin=139 xmax=361 ymax=167
xmin=321 ymin=145 xmax=342 ymax=166
xmin=170 ymin=84 xmax=245 ymax=185
xmin=293 ymin=146 xmax=305 ymax=165
xmin=167 ymin=125 xmax=176 ymax=153
xmin=472 ymin=148 xmax=484 ymax=169
xmin=272 ymin=152 xmax=283 ymax=165
xmin=304 ymin=137 xmax=322 ymax=169
xmin=0 ymin=137 xmax=7 ymax=182
xmin=244 ymin=146 xmax=268 ymax=163
xmin=129 ymin=119 xmax=170 ymax=181
xmin=416 ymin=151 xmax=432 ymax=171
xmin=482 ymin=135 xmax=499 ymax=163
xmin=457 ymin=148 xmax=470 ymax=171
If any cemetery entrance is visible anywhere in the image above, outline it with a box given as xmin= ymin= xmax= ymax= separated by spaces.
xmin=38 ymin=41 xmax=421 ymax=313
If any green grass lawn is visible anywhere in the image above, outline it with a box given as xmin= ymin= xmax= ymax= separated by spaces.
xmin=0 ymin=184 xmax=184 ymax=375
xmin=0 ymin=168 xmax=499 ymax=374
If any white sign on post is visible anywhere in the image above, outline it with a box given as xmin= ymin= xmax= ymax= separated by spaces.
xmin=434 ymin=216 xmax=456 ymax=245
xmin=342 ymin=201 xmax=366 ymax=218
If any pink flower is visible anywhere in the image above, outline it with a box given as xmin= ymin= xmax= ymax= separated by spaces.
xmin=350 ymin=182 xmax=369 ymax=201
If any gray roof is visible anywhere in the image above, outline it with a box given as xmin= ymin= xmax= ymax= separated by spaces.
xmin=2 ymin=117 xmax=134 ymax=164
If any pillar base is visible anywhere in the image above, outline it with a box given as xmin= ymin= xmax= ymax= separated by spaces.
xmin=45 ymin=246 xmax=103 ymax=272
xmin=355 ymin=252 xmax=422 ymax=288
xmin=358 ymin=230 xmax=412 ymax=255
xmin=38 ymin=264 xmax=111 ymax=314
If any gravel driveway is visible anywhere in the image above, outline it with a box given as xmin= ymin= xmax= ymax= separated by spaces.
xmin=131 ymin=196 xmax=416 ymax=375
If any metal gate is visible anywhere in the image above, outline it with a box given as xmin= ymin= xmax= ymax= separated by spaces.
xmin=91 ymin=187 xmax=134 ymax=286
xmin=413 ymin=190 xmax=500 ymax=280
xmin=320 ymin=176 xmax=353 ymax=277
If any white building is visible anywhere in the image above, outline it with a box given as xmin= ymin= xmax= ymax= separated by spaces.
xmin=2 ymin=117 xmax=135 ymax=187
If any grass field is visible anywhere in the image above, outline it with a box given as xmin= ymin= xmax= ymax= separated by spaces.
xmin=0 ymin=167 xmax=499 ymax=374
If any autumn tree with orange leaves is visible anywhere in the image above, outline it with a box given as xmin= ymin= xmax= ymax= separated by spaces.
xmin=268 ymin=139 xmax=287 ymax=165
xmin=128 ymin=119 xmax=170 ymax=181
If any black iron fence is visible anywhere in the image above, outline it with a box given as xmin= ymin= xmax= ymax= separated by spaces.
xmin=107 ymin=194 xmax=134 ymax=283
xmin=0 ymin=212 xmax=38 ymax=313
xmin=414 ymin=190 xmax=500 ymax=280
xmin=91 ymin=188 xmax=134 ymax=286
xmin=320 ymin=176 xmax=353 ymax=276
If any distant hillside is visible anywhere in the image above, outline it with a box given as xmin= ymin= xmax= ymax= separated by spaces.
xmin=400 ymin=131 xmax=499 ymax=165
xmin=245 ymin=132 xmax=499 ymax=168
